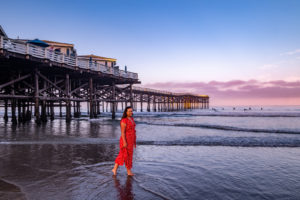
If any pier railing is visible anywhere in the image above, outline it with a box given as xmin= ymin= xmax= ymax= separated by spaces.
xmin=0 ymin=36 xmax=138 ymax=80
xmin=132 ymin=86 xmax=208 ymax=97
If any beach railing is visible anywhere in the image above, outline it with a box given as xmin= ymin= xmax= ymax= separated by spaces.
xmin=0 ymin=36 xmax=138 ymax=80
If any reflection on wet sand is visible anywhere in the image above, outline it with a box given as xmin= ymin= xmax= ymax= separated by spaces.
xmin=0 ymin=118 xmax=120 ymax=141
xmin=113 ymin=176 xmax=134 ymax=200
xmin=0 ymin=143 xmax=118 ymax=199
xmin=0 ymin=179 xmax=27 ymax=200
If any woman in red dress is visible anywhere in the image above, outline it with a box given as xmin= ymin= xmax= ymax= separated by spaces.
xmin=112 ymin=106 xmax=136 ymax=176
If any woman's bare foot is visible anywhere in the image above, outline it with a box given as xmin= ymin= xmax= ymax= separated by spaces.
xmin=112 ymin=163 xmax=119 ymax=176
xmin=112 ymin=168 xmax=117 ymax=176
xmin=127 ymin=169 xmax=134 ymax=176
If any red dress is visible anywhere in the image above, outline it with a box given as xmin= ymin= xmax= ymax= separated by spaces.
xmin=115 ymin=117 xmax=136 ymax=169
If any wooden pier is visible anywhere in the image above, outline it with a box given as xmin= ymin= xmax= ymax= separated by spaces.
xmin=0 ymin=29 xmax=209 ymax=124
xmin=128 ymin=86 xmax=209 ymax=112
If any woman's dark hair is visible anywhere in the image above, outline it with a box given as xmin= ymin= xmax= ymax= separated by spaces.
xmin=122 ymin=106 xmax=133 ymax=119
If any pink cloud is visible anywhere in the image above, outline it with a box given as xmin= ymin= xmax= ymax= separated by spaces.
xmin=266 ymin=80 xmax=300 ymax=87
xmin=237 ymin=85 xmax=261 ymax=91
xmin=211 ymin=80 xmax=246 ymax=87
xmin=142 ymin=79 xmax=300 ymax=106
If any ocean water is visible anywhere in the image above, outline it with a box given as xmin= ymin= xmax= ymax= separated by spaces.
xmin=0 ymin=105 xmax=300 ymax=200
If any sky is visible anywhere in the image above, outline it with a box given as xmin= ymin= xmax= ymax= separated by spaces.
xmin=1 ymin=0 xmax=300 ymax=106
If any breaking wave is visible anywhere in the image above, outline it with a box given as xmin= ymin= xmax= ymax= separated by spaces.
xmin=1 ymin=137 xmax=300 ymax=147
xmin=137 ymin=121 xmax=300 ymax=134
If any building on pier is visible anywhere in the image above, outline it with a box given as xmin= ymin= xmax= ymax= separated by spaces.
xmin=43 ymin=40 xmax=76 ymax=56
xmin=78 ymin=54 xmax=117 ymax=68
xmin=13 ymin=39 xmax=77 ymax=56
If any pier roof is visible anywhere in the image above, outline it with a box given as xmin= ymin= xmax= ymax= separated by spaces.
xmin=78 ymin=54 xmax=117 ymax=62
xmin=12 ymin=39 xmax=74 ymax=48
xmin=42 ymin=40 xmax=74 ymax=48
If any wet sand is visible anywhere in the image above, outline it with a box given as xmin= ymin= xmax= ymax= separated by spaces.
xmin=1 ymin=143 xmax=300 ymax=200
xmin=0 ymin=179 xmax=27 ymax=200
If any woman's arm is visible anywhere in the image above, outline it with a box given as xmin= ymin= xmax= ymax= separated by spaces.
xmin=121 ymin=122 xmax=127 ymax=148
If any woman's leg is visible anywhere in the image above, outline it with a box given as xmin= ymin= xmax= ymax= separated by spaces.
xmin=126 ymin=167 xmax=134 ymax=176
xmin=112 ymin=163 xmax=119 ymax=176
xmin=126 ymin=148 xmax=134 ymax=176
xmin=113 ymin=138 xmax=124 ymax=175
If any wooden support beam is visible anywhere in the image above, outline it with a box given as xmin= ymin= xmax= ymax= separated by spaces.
xmin=74 ymin=101 xmax=81 ymax=118
xmin=11 ymin=99 xmax=17 ymax=124
xmin=25 ymin=101 xmax=31 ymax=121
xmin=65 ymin=74 xmax=71 ymax=122
xmin=23 ymin=81 xmax=35 ymax=90
xmin=153 ymin=96 xmax=156 ymax=112
xmin=102 ymin=101 xmax=105 ymax=113
xmin=0 ymin=74 xmax=31 ymax=90
xmin=41 ymin=79 xmax=47 ymax=122
xmin=34 ymin=69 xmax=41 ymax=124
xmin=89 ymin=77 xmax=94 ymax=119
xmin=97 ymin=101 xmax=100 ymax=114
xmin=17 ymin=100 xmax=22 ymax=123
xmin=111 ymin=81 xmax=116 ymax=119
xmin=70 ymin=83 xmax=88 ymax=94
xmin=73 ymin=100 xmax=76 ymax=116
xmin=147 ymin=94 xmax=150 ymax=112
xmin=59 ymin=98 xmax=62 ymax=117
xmin=115 ymin=101 xmax=118 ymax=113
xmin=37 ymin=71 xmax=68 ymax=97
xmin=130 ymin=84 xmax=133 ymax=107
xmin=50 ymin=101 xmax=54 ymax=120
xmin=167 ymin=97 xmax=170 ymax=112
xmin=3 ymin=99 xmax=8 ymax=122
xmin=39 ymin=79 xmax=64 ymax=93
xmin=140 ymin=94 xmax=143 ymax=112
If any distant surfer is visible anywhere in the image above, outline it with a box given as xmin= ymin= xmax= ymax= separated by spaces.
xmin=112 ymin=106 xmax=136 ymax=176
